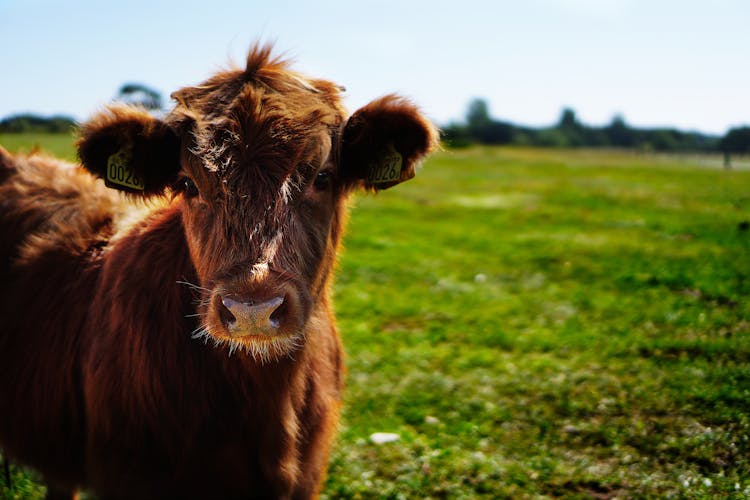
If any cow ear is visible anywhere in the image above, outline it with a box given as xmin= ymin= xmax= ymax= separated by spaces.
xmin=340 ymin=95 xmax=439 ymax=191
xmin=76 ymin=105 xmax=181 ymax=196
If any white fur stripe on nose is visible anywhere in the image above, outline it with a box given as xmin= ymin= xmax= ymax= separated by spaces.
xmin=261 ymin=230 xmax=283 ymax=262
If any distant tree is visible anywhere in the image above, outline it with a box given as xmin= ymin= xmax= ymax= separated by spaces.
xmin=558 ymin=108 xmax=579 ymax=129
xmin=479 ymin=121 xmax=516 ymax=144
xmin=720 ymin=126 xmax=750 ymax=169
xmin=605 ymin=115 xmax=636 ymax=148
xmin=554 ymin=108 xmax=587 ymax=147
xmin=466 ymin=98 xmax=491 ymax=129
xmin=720 ymin=127 xmax=750 ymax=153
xmin=464 ymin=98 xmax=515 ymax=145
xmin=534 ymin=128 xmax=569 ymax=148
xmin=116 ymin=83 xmax=163 ymax=110
xmin=441 ymin=123 xmax=472 ymax=148
xmin=581 ymin=126 xmax=610 ymax=147
xmin=648 ymin=129 xmax=680 ymax=152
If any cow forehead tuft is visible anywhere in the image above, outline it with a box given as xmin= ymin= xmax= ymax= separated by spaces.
xmin=170 ymin=48 xmax=345 ymax=189
xmin=169 ymin=45 xmax=346 ymax=136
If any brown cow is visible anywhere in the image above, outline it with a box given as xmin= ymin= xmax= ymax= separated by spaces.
xmin=0 ymin=44 xmax=437 ymax=499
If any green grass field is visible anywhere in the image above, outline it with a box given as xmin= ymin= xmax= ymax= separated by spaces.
xmin=0 ymin=133 xmax=79 ymax=162
xmin=1 ymin=135 xmax=749 ymax=498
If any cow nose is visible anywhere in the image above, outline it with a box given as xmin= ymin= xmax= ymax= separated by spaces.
xmin=220 ymin=295 xmax=285 ymax=337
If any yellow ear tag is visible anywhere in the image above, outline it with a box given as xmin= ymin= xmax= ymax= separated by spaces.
xmin=367 ymin=144 xmax=403 ymax=184
xmin=105 ymin=146 xmax=144 ymax=191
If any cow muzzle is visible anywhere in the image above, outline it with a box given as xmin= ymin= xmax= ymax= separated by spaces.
xmin=220 ymin=295 xmax=285 ymax=337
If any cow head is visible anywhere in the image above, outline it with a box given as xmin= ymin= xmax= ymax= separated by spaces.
xmin=77 ymin=45 xmax=438 ymax=361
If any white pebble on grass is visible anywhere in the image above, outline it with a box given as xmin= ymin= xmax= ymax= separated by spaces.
xmin=369 ymin=432 xmax=400 ymax=444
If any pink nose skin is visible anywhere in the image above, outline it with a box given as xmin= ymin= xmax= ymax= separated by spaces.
xmin=221 ymin=296 xmax=285 ymax=337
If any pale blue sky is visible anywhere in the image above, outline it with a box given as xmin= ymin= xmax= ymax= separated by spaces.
xmin=1 ymin=0 xmax=747 ymax=134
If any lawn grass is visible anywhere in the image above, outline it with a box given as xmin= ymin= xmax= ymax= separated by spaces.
xmin=1 ymin=136 xmax=749 ymax=498
xmin=0 ymin=133 xmax=78 ymax=162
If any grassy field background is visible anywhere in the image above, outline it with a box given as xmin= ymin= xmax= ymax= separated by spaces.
xmin=1 ymin=134 xmax=749 ymax=498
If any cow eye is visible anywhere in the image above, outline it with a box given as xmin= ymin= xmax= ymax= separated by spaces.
xmin=313 ymin=170 xmax=332 ymax=191
xmin=181 ymin=177 xmax=199 ymax=198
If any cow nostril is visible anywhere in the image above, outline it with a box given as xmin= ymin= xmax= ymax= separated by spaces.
xmin=269 ymin=297 xmax=287 ymax=329
xmin=218 ymin=300 xmax=237 ymax=328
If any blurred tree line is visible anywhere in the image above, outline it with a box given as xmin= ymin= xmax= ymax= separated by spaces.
xmin=443 ymin=98 xmax=748 ymax=156
xmin=0 ymin=83 xmax=162 ymax=134
xmin=0 ymin=114 xmax=76 ymax=133
xmin=3 ymin=92 xmax=748 ymax=159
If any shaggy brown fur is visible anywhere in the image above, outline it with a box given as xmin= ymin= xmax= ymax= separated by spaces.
xmin=0 ymin=44 xmax=437 ymax=499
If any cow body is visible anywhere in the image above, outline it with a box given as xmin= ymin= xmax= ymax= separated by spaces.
xmin=0 ymin=45 xmax=436 ymax=498
xmin=0 ymin=152 xmax=342 ymax=498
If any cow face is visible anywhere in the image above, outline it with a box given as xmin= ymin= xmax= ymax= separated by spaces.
xmin=77 ymin=45 xmax=437 ymax=361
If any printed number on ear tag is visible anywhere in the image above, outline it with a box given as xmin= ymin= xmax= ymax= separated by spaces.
xmin=105 ymin=146 xmax=144 ymax=191
xmin=367 ymin=146 xmax=403 ymax=184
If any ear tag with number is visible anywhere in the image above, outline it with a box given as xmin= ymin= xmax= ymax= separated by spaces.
xmin=367 ymin=144 xmax=403 ymax=185
xmin=105 ymin=146 xmax=144 ymax=191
